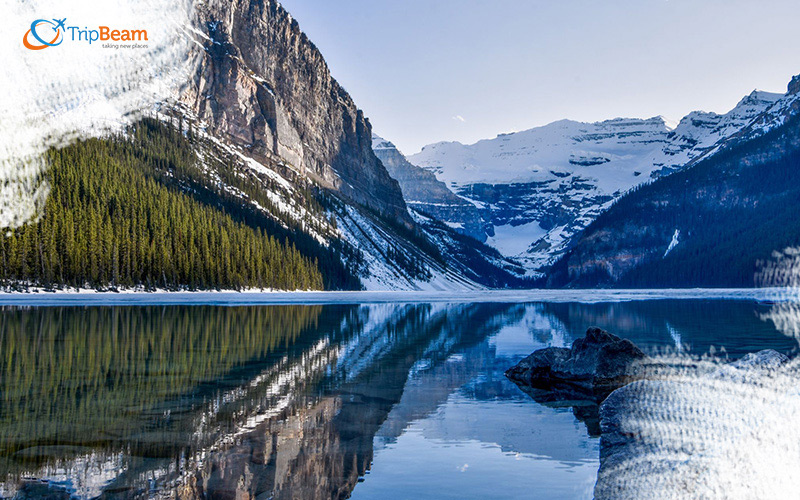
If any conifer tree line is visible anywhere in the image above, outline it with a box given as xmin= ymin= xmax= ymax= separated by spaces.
xmin=0 ymin=119 xmax=329 ymax=291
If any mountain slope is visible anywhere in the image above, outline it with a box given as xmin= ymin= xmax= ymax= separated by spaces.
xmin=547 ymin=76 xmax=800 ymax=288
xmin=0 ymin=119 xmax=329 ymax=291
xmin=0 ymin=0 xmax=532 ymax=292
xmin=169 ymin=0 xmax=530 ymax=291
xmin=407 ymin=90 xmax=786 ymax=270
xmin=182 ymin=0 xmax=411 ymax=228
xmin=372 ymin=134 xmax=487 ymax=241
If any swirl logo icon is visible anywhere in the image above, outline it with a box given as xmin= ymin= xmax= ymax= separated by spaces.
xmin=23 ymin=18 xmax=66 ymax=50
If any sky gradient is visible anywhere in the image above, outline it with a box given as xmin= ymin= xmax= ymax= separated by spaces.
xmin=280 ymin=0 xmax=800 ymax=155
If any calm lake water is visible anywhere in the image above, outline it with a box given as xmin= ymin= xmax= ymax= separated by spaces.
xmin=0 ymin=299 xmax=796 ymax=499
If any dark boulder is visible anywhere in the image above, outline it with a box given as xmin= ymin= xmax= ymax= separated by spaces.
xmin=506 ymin=327 xmax=647 ymax=401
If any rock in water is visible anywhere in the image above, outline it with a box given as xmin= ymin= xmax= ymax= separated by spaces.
xmin=505 ymin=327 xmax=647 ymax=401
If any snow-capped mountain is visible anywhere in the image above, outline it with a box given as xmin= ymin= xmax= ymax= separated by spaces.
xmin=0 ymin=0 xmax=534 ymax=294
xmin=547 ymin=74 xmax=800 ymax=288
xmin=13 ymin=0 xmax=797 ymax=292
xmin=405 ymin=89 xmax=786 ymax=270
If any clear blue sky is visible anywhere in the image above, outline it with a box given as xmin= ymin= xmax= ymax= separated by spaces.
xmin=280 ymin=0 xmax=800 ymax=155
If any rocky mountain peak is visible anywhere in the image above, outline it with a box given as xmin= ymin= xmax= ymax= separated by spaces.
xmin=371 ymin=133 xmax=488 ymax=241
xmin=403 ymin=79 xmax=792 ymax=271
xmin=371 ymin=133 xmax=397 ymax=151
xmin=182 ymin=0 xmax=412 ymax=228
xmin=738 ymin=89 xmax=782 ymax=106
xmin=789 ymin=74 xmax=800 ymax=95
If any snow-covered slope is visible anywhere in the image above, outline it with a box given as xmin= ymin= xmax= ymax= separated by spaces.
xmin=547 ymin=75 xmax=800 ymax=288
xmin=171 ymin=0 xmax=531 ymax=292
xmin=725 ymin=75 xmax=800 ymax=142
xmin=406 ymin=89 xmax=786 ymax=269
xmin=175 ymin=105 xmax=522 ymax=292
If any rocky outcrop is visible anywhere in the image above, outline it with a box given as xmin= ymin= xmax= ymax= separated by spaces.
xmin=509 ymin=326 xmax=799 ymax=499
xmin=182 ymin=0 xmax=411 ymax=227
xmin=372 ymin=134 xmax=488 ymax=241
xmin=506 ymin=327 xmax=647 ymax=401
xmin=790 ymin=74 xmax=800 ymax=95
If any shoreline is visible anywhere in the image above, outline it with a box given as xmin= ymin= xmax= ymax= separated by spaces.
xmin=0 ymin=287 xmax=795 ymax=306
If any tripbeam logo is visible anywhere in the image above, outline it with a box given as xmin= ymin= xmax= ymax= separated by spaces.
xmin=23 ymin=18 xmax=149 ymax=50
xmin=23 ymin=18 xmax=66 ymax=50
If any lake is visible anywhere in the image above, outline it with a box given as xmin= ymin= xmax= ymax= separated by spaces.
xmin=0 ymin=298 xmax=796 ymax=499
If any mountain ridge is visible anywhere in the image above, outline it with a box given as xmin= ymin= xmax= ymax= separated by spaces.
xmin=542 ymin=73 xmax=800 ymax=288
xmin=546 ymin=78 xmax=800 ymax=288
xmin=171 ymin=0 xmax=535 ymax=290
xmin=5 ymin=0 xmax=798 ymax=292
xmin=0 ymin=0 xmax=535 ymax=292
xmin=372 ymin=133 xmax=488 ymax=241
xmin=400 ymin=85 xmax=792 ymax=271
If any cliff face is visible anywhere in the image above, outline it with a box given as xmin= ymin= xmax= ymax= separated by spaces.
xmin=181 ymin=0 xmax=411 ymax=227
xmin=372 ymin=134 xmax=487 ymax=241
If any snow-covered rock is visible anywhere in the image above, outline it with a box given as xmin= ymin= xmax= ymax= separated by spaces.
xmin=372 ymin=133 xmax=487 ymax=241
xmin=404 ymin=88 xmax=788 ymax=270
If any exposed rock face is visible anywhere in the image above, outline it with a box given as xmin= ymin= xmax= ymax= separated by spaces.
xmin=372 ymin=134 xmax=488 ymax=241
xmin=182 ymin=0 xmax=411 ymax=227
xmin=170 ymin=2 xmax=526 ymax=291
xmin=506 ymin=327 xmax=647 ymax=400
xmin=790 ymin=74 xmax=800 ymax=95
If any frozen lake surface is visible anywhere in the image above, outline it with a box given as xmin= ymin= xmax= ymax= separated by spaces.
xmin=0 ymin=287 xmax=794 ymax=306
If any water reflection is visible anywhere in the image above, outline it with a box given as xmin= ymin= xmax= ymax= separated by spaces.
xmin=538 ymin=300 xmax=799 ymax=357
xmin=0 ymin=300 xmax=795 ymax=499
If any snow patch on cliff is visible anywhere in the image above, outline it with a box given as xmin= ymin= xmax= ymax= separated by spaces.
xmin=664 ymin=230 xmax=680 ymax=257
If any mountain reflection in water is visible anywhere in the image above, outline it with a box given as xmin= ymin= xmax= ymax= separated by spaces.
xmin=0 ymin=300 xmax=794 ymax=499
